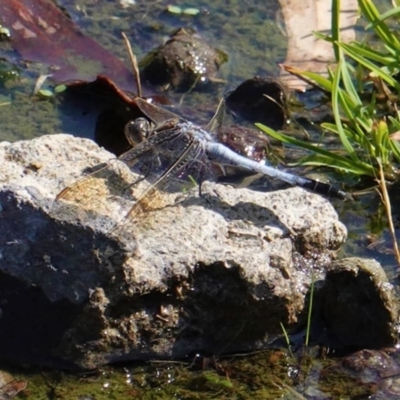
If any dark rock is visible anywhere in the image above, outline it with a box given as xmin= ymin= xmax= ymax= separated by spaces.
xmin=0 ymin=134 xmax=347 ymax=368
xmin=225 ymin=77 xmax=287 ymax=130
xmin=322 ymin=257 xmax=399 ymax=349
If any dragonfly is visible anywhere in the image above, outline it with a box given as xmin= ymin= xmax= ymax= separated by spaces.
xmin=55 ymin=98 xmax=351 ymax=230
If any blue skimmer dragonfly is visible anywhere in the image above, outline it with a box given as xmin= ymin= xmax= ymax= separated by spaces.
xmin=56 ymin=98 xmax=350 ymax=228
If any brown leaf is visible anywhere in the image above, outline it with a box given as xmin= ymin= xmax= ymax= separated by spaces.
xmin=0 ymin=0 xmax=137 ymax=91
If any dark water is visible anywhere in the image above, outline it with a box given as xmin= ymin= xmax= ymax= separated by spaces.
xmin=0 ymin=0 xmax=399 ymax=398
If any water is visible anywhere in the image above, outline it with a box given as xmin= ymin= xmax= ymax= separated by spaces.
xmin=0 ymin=0 xmax=398 ymax=398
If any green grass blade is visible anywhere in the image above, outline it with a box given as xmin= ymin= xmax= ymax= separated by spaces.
xmin=313 ymin=31 xmax=333 ymax=43
xmin=338 ymin=42 xmax=400 ymax=91
xmin=340 ymin=42 xmax=397 ymax=65
xmin=331 ymin=0 xmax=341 ymax=61
xmin=339 ymin=56 xmax=362 ymax=106
xmin=256 ymin=123 xmax=374 ymax=175
xmin=389 ymin=139 xmax=400 ymax=161
xmin=366 ymin=6 xmax=400 ymax=25
xmin=337 ymin=88 xmax=358 ymax=122
xmin=279 ymin=322 xmax=294 ymax=357
xmin=281 ymin=65 xmax=333 ymax=91
xmin=331 ymin=60 xmax=359 ymax=159
xmin=305 ymin=269 xmax=315 ymax=347
xmin=388 ymin=115 xmax=400 ymax=130
xmin=359 ymin=0 xmax=400 ymax=50
xmin=299 ymin=154 xmax=375 ymax=175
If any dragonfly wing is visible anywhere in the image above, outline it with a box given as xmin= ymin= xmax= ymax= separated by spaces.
xmin=55 ymin=159 xmax=144 ymax=218
xmin=56 ymin=125 xmax=204 ymax=228
xmin=122 ymin=129 xmax=204 ymax=219
xmin=134 ymin=97 xmax=180 ymax=127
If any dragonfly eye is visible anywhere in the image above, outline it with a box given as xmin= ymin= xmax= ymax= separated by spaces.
xmin=124 ymin=118 xmax=153 ymax=146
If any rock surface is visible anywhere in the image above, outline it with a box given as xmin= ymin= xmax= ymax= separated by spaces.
xmin=0 ymin=134 xmax=348 ymax=368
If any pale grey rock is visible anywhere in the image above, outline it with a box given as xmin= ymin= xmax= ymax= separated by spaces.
xmin=0 ymin=134 xmax=348 ymax=368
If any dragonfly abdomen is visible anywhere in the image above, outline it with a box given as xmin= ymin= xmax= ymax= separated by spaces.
xmin=205 ymin=141 xmax=351 ymax=200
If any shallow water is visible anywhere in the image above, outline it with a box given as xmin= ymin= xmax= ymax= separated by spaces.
xmin=0 ymin=0 xmax=286 ymax=141
xmin=0 ymin=0 xmax=399 ymax=398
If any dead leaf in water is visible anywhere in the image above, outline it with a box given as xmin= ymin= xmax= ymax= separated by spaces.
xmin=0 ymin=0 xmax=137 ymax=91
xmin=0 ymin=370 xmax=27 ymax=399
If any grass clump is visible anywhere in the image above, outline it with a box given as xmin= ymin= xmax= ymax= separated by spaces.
xmin=258 ymin=0 xmax=400 ymax=263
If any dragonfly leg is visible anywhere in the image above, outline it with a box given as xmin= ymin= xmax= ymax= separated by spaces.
xmin=196 ymin=173 xmax=214 ymax=207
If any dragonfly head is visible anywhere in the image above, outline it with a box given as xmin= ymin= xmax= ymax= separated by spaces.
xmin=124 ymin=118 xmax=154 ymax=146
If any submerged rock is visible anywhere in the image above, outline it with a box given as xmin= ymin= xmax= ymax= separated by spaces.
xmin=140 ymin=28 xmax=227 ymax=91
xmin=308 ymin=348 xmax=400 ymax=398
xmin=0 ymin=134 xmax=348 ymax=368
xmin=225 ymin=77 xmax=288 ymax=130
xmin=278 ymin=0 xmax=358 ymax=91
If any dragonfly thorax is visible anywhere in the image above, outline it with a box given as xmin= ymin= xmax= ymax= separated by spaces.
xmin=175 ymin=121 xmax=215 ymax=143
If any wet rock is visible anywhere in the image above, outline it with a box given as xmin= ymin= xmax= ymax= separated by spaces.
xmin=0 ymin=134 xmax=346 ymax=368
xmin=225 ymin=77 xmax=287 ymax=130
xmin=340 ymin=349 xmax=400 ymax=397
xmin=140 ymin=28 xmax=227 ymax=91
xmin=342 ymin=349 xmax=400 ymax=379
xmin=217 ymin=125 xmax=270 ymax=163
xmin=322 ymin=257 xmax=399 ymax=348
xmin=215 ymin=124 xmax=271 ymax=189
